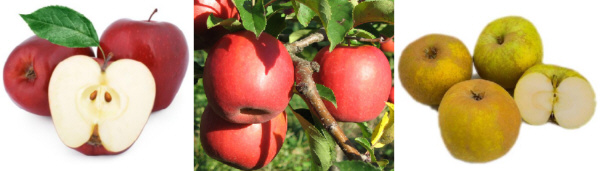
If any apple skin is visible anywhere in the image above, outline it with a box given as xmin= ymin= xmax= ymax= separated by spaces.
xmin=98 ymin=18 xmax=188 ymax=112
xmin=313 ymin=45 xmax=392 ymax=122
xmin=194 ymin=0 xmax=239 ymax=50
xmin=380 ymin=39 xmax=394 ymax=53
xmin=388 ymin=86 xmax=394 ymax=103
xmin=474 ymin=16 xmax=543 ymax=89
xmin=203 ymin=31 xmax=294 ymax=124
xmin=3 ymin=36 xmax=94 ymax=116
xmin=399 ymin=34 xmax=472 ymax=105
xmin=200 ymin=107 xmax=287 ymax=170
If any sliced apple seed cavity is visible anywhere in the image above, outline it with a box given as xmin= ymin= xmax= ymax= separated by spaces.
xmin=49 ymin=55 xmax=156 ymax=152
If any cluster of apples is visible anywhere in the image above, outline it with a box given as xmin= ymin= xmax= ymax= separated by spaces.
xmin=4 ymin=11 xmax=188 ymax=155
xmin=195 ymin=0 xmax=393 ymax=169
xmin=400 ymin=16 xmax=595 ymax=162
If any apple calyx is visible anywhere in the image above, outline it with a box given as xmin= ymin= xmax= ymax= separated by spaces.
xmin=496 ymin=35 xmax=504 ymax=45
xmin=25 ymin=64 xmax=36 ymax=81
xmin=148 ymin=8 xmax=158 ymax=22
xmin=470 ymin=90 xmax=484 ymax=101
xmin=425 ymin=47 xmax=437 ymax=59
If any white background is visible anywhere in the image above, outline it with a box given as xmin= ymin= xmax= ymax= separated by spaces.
xmin=396 ymin=0 xmax=600 ymax=170
xmin=0 ymin=0 xmax=192 ymax=170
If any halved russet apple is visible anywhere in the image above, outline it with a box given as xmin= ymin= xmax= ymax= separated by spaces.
xmin=48 ymin=55 xmax=156 ymax=155
xmin=514 ymin=64 xmax=596 ymax=129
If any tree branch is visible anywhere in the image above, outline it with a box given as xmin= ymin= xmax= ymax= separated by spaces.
xmin=285 ymin=31 xmax=367 ymax=162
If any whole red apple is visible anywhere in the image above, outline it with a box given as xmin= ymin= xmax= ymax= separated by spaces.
xmin=380 ymin=38 xmax=394 ymax=53
xmin=200 ymin=107 xmax=287 ymax=170
xmin=313 ymin=45 xmax=392 ymax=122
xmin=203 ymin=31 xmax=294 ymax=124
xmin=3 ymin=36 xmax=94 ymax=116
xmin=194 ymin=0 xmax=239 ymax=50
xmin=98 ymin=10 xmax=188 ymax=112
xmin=388 ymin=86 xmax=394 ymax=103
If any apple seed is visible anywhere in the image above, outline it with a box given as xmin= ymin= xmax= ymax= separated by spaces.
xmin=90 ymin=90 xmax=98 ymax=100
xmin=105 ymin=92 xmax=112 ymax=102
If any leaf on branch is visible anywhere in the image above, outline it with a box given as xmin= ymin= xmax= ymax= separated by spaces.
xmin=292 ymin=109 xmax=336 ymax=171
xmin=354 ymin=137 xmax=376 ymax=162
xmin=233 ymin=0 xmax=267 ymax=38
xmin=334 ymin=160 xmax=380 ymax=171
xmin=264 ymin=13 xmax=287 ymax=38
xmin=353 ymin=0 xmax=394 ymax=27
xmin=206 ymin=13 xmax=244 ymax=31
xmin=20 ymin=5 xmax=99 ymax=48
xmin=346 ymin=28 xmax=378 ymax=46
xmin=266 ymin=0 xmax=293 ymax=16
xmin=371 ymin=102 xmax=394 ymax=148
xmin=357 ymin=122 xmax=373 ymax=141
xmin=289 ymin=29 xmax=315 ymax=43
xmin=376 ymin=159 xmax=389 ymax=170
xmin=295 ymin=0 xmax=354 ymax=51
xmin=291 ymin=0 xmax=316 ymax=27
xmin=316 ymin=84 xmax=337 ymax=108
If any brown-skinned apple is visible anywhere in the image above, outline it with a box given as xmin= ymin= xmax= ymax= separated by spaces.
xmin=194 ymin=0 xmax=239 ymax=50
xmin=200 ymin=107 xmax=287 ymax=170
xmin=4 ymin=35 xmax=94 ymax=116
xmin=203 ymin=31 xmax=294 ymax=124
xmin=313 ymin=45 xmax=392 ymax=122
xmin=98 ymin=9 xmax=188 ymax=112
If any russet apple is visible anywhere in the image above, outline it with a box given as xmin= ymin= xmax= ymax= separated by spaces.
xmin=98 ymin=10 xmax=188 ymax=113
xmin=203 ymin=31 xmax=294 ymax=124
xmin=313 ymin=45 xmax=392 ymax=122
xmin=4 ymin=36 xmax=94 ymax=116
xmin=49 ymin=55 xmax=155 ymax=155
xmin=194 ymin=0 xmax=239 ymax=50
xmin=399 ymin=34 xmax=472 ymax=105
xmin=200 ymin=107 xmax=287 ymax=170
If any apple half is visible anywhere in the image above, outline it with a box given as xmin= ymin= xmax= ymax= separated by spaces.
xmin=514 ymin=64 xmax=596 ymax=129
xmin=48 ymin=55 xmax=156 ymax=155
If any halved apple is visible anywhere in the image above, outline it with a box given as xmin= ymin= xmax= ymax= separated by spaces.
xmin=514 ymin=64 xmax=596 ymax=129
xmin=48 ymin=55 xmax=156 ymax=155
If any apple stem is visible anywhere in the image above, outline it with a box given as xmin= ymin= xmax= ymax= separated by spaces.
xmin=98 ymin=46 xmax=107 ymax=60
xmin=101 ymin=52 xmax=113 ymax=72
xmin=148 ymin=8 xmax=158 ymax=22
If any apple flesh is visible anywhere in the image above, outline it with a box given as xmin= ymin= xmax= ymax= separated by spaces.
xmin=98 ymin=13 xmax=188 ymax=113
xmin=514 ymin=64 xmax=596 ymax=129
xmin=203 ymin=31 xmax=294 ymax=124
xmin=49 ymin=55 xmax=156 ymax=155
xmin=200 ymin=107 xmax=287 ymax=170
xmin=3 ymin=36 xmax=94 ymax=116
xmin=313 ymin=45 xmax=392 ymax=122
xmin=194 ymin=0 xmax=239 ymax=50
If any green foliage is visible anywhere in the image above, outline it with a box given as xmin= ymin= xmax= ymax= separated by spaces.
xmin=316 ymin=84 xmax=337 ymax=108
xmin=233 ymin=0 xmax=267 ymax=38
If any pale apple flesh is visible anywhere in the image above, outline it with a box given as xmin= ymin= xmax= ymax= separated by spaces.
xmin=515 ymin=66 xmax=596 ymax=129
xmin=49 ymin=55 xmax=156 ymax=154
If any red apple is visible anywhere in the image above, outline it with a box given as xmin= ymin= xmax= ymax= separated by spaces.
xmin=98 ymin=10 xmax=188 ymax=112
xmin=380 ymin=37 xmax=394 ymax=53
xmin=388 ymin=86 xmax=394 ymax=103
xmin=194 ymin=0 xmax=239 ymax=50
xmin=3 ymin=36 xmax=94 ymax=116
xmin=200 ymin=107 xmax=287 ymax=170
xmin=203 ymin=31 xmax=294 ymax=124
xmin=313 ymin=45 xmax=392 ymax=122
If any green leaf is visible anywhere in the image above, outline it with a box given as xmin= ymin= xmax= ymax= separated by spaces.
xmin=206 ymin=14 xmax=243 ymax=31
xmin=316 ymin=84 xmax=337 ymax=108
xmin=346 ymin=28 xmax=379 ymax=46
xmin=353 ymin=0 xmax=394 ymax=27
xmin=289 ymin=29 xmax=315 ymax=43
xmin=233 ymin=0 xmax=267 ymax=38
xmin=334 ymin=161 xmax=380 ymax=171
xmin=354 ymin=137 xmax=376 ymax=162
xmin=371 ymin=102 xmax=394 ymax=148
xmin=264 ymin=13 xmax=286 ymax=38
xmin=20 ymin=5 xmax=99 ymax=48
xmin=295 ymin=0 xmax=354 ymax=51
xmin=292 ymin=109 xmax=336 ymax=171
xmin=376 ymin=159 xmax=389 ymax=170
xmin=292 ymin=0 xmax=316 ymax=27
xmin=357 ymin=122 xmax=372 ymax=140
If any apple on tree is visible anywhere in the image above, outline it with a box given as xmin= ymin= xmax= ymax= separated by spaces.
xmin=313 ymin=45 xmax=392 ymax=122
xmin=380 ymin=37 xmax=394 ymax=53
xmin=4 ymin=36 xmax=94 ymax=116
xmin=203 ymin=31 xmax=294 ymax=124
xmin=48 ymin=55 xmax=155 ymax=155
xmin=98 ymin=9 xmax=188 ymax=113
xmin=514 ymin=64 xmax=596 ymax=129
xmin=194 ymin=0 xmax=239 ymax=50
xmin=200 ymin=107 xmax=287 ymax=170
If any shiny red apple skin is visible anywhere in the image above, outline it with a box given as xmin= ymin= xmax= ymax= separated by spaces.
xmin=380 ymin=39 xmax=394 ymax=53
xmin=389 ymin=86 xmax=394 ymax=103
xmin=3 ymin=36 xmax=94 ymax=116
xmin=194 ymin=0 xmax=239 ymax=50
xmin=98 ymin=18 xmax=188 ymax=112
xmin=203 ymin=31 xmax=294 ymax=124
xmin=200 ymin=107 xmax=287 ymax=170
xmin=313 ymin=45 xmax=392 ymax=122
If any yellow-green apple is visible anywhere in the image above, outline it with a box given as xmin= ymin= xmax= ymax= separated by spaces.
xmin=313 ymin=45 xmax=392 ymax=122
xmin=98 ymin=10 xmax=188 ymax=112
xmin=399 ymin=34 xmax=472 ymax=105
xmin=200 ymin=107 xmax=287 ymax=170
xmin=474 ymin=16 xmax=543 ymax=89
xmin=194 ymin=0 xmax=239 ymax=50
xmin=203 ymin=31 xmax=293 ymax=124
xmin=3 ymin=36 xmax=94 ymax=116
xmin=515 ymin=64 xmax=595 ymax=129
xmin=48 ymin=55 xmax=155 ymax=155
xmin=439 ymin=79 xmax=521 ymax=162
